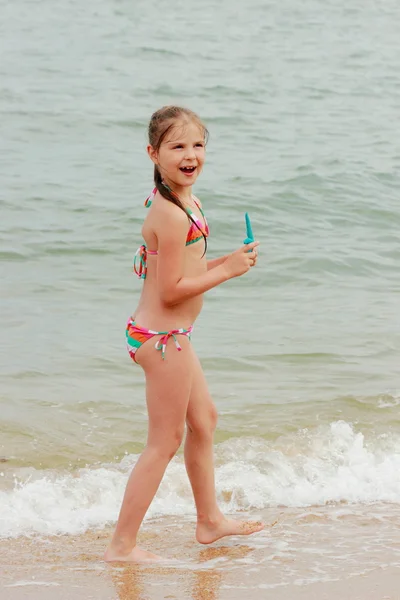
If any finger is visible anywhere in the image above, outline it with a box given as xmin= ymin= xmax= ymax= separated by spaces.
xmin=243 ymin=241 xmax=260 ymax=251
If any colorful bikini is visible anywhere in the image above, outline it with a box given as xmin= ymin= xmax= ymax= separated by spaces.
xmin=127 ymin=188 xmax=209 ymax=364
xmin=126 ymin=317 xmax=194 ymax=363
xmin=133 ymin=187 xmax=209 ymax=280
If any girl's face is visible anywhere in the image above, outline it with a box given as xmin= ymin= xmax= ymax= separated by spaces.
xmin=148 ymin=120 xmax=206 ymax=191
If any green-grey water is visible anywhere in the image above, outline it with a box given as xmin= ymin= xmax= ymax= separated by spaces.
xmin=0 ymin=0 xmax=400 ymax=542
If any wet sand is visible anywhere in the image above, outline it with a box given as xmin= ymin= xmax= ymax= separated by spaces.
xmin=1 ymin=508 xmax=400 ymax=600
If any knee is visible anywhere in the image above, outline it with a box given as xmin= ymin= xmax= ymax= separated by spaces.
xmin=148 ymin=428 xmax=184 ymax=462
xmin=188 ymin=405 xmax=218 ymax=440
xmin=208 ymin=404 xmax=218 ymax=432
xmin=168 ymin=429 xmax=185 ymax=457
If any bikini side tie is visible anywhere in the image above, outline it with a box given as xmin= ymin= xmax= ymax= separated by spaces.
xmin=155 ymin=326 xmax=194 ymax=360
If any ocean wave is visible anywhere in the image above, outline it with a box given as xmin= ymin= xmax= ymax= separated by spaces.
xmin=1 ymin=421 xmax=399 ymax=539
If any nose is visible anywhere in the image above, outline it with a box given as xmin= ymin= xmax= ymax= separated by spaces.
xmin=185 ymin=146 xmax=197 ymax=160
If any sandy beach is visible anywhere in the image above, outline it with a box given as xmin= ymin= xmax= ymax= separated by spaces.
xmin=1 ymin=508 xmax=399 ymax=600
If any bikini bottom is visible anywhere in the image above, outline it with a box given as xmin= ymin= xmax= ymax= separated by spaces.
xmin=125 ymin=317 xmax=193 ymax=363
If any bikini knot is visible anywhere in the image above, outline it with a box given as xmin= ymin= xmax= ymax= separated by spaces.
xmin=133 ymin=245 xmax=147 ymax=279
xmin=144 ymin=188 xmax=157 ymax=207
xmin=155 ymin=327 xmax=193 ymax=360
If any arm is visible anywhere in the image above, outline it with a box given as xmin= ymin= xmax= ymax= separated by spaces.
xmin=207 ymin=255 xmax=228 ymax=271
xmin=164 ymin=264 xmax=231 ymax=306
xmin=154 ymin=204 xmax=231 ymax=307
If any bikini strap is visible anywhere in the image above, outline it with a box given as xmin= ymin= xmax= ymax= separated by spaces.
xmin=145 ymin=187 xmax=157 ymax=207
xmin=192 ymin=198 xmax=203 ymax=213
xmin=188 ymin=199 xmax=209 ymax=235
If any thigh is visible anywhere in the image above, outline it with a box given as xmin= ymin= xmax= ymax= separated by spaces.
xmin=139 ymin=335 xmax=195 ymax=443
xmin=186 ymin=351 xmax=218 ymax=433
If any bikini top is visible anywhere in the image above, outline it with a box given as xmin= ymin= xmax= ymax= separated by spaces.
xmin=134 ymin=188 xmax=209 ymax=279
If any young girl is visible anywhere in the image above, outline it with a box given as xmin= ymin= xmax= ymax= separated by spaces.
xmin=105 ymin=106 xmax=262 ymax=563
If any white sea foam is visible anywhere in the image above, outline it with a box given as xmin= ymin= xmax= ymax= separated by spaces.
xmin=5 ymin=582 xmax=61 ymax=588
xmin=1 ymin=421 xmax=399 ymax=538
xmin=378 ymin=390 xmax=400 ymax=408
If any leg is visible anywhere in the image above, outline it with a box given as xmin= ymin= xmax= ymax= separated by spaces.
xmin=183 ymin=351 xmax=221 ymax=523
xmin=104 ymin=336 xmax=194 ymax=562
xmin=184 ymin=351 xmax=265 ymax=544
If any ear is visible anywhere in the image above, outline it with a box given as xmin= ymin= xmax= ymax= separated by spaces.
xmin=147 ymin=145 xmax=158 ymax=165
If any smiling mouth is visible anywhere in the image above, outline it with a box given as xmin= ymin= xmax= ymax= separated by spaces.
xmin=180 ymin=166 xmax=196 ymax=173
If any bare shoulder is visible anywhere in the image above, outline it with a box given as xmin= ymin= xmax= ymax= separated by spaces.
xmin=152 ymin=194 xmax=188 ymax=227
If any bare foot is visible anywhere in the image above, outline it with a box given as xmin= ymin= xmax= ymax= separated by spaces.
xmin=196 ymin=518 xmax=265 ymax=545
xmin=104 ymin=545 xmax=162 ymax=563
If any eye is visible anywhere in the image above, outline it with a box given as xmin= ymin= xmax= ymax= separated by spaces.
xmin=173 ymin=144 xmax=183 ymax=149
xmin=195 ymin=143 xmax=204 ymax=148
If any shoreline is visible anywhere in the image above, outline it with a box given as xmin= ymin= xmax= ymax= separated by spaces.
xmin=1 ymin=509 xmax=400 ymax=600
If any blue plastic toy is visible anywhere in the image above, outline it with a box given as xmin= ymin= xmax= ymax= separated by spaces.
xmin=243 ymin=212 xmax=254 ymax=248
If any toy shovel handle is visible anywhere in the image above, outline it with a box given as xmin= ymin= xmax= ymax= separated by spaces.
xmin=243 ymin=212 xmax=254 ymax=247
